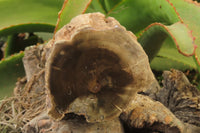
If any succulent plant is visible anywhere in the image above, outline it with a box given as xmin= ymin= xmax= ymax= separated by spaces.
xmin=0 ymin=0 xmax=199 ymax=98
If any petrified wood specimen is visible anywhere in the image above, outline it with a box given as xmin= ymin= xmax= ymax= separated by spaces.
xmin=45 ymin=13 xmax=155 ymax=123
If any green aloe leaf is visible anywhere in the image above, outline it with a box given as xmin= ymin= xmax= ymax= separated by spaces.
xmin=0 ymin=52 xmax=25 ymax=99
xmin=98 ymin=0 xmax=122 ymax=13
xmin=170 ymin=0 xmax=200 ymax=68
xmin=151 ymin=37 xmax=196 ymax=71
xmin=138 ymin=22 xmax=195 ymax=62
xmin=86 ymin=0 xmax=106 ymax=14
xmin=0 ymin=0 xmax=64 ymax=36
xmin=101 ymin=0 xmax=199 ymax=71
xmin=150 ymin=56 xmax=193 ymax=71
xmin=0 ymin=24 xmax=55 ymax=37
xmin=107 ymin=0 xmax=180 ymax=33
xmin=55 ymin=0 xmax=93 ymax=32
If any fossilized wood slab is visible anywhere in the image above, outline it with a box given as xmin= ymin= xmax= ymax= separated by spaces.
xmin=45 ymin=12 xmax=155 ymax=122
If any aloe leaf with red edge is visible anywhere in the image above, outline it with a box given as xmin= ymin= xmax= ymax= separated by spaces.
xmin=54 ymin=0 xmax=92 ymax=32
xmin=107 ymin=0 xmax=180 ymax=33
xmin=0 ymin=52 xmax=25 ymax=99
xmin=101 ymin=0 xmax=199 ymax=71
xmin=170 ymin=0 xmax=200 ymax=69
xmin=86 ymin=0 xmax=106 ymax=14
xmin=151 ymin=37 xmax=196 ymax=71
xmin=0 ymin=0 xmax=93 ymax=98
xmin=138 ymin=22 xmax=196 ymax=62
xmin=0 ymin=0 xmax=64 ymax=36
xmin=0 ymin=24 xmax=55 ymax=37
xmin=98 ymin=0 xmax=122 ymax=13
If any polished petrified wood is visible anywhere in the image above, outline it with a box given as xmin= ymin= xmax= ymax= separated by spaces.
xmin=45 ymin=13 xmax=155 ymax=123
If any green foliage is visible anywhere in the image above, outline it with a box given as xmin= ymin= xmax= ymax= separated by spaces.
xmin=98 ymin=0 xmax=122 ymax=13
xmin=0 ymin=24 xmax=55 ymax=37
xmin=0 ymin=0 xmax=200 ymax=98
xmin=0 ymin=52 xmax=25 ymax=99
xmin=138 ymin=22 xmax=195 ymax=64
xmin=55 ymin=0 xmax=92 ymax=31
xmin=151 ymin=38 xmax=196 ymax=70
xmin=107 ymin=0 xmax=180 ymax=32
xmin=170 ymin=0 xmax=200 ymax=71
xmin=0 ymin=0 xmax=64 ymax=33
xmin=99 ymin=0 xmax=199 ymax=71
xmin=0 ymin=0 xmax=64 ymax=98
xmin=85 ymin=0 xmax=105 ymax=14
